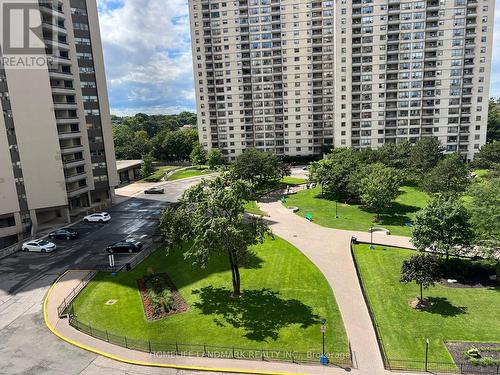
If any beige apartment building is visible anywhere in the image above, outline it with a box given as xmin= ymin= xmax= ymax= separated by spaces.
xmin=189 ymin=0 xmax=494 ymax=161
xmin=0 ymin=0 xmax=118 ymax=248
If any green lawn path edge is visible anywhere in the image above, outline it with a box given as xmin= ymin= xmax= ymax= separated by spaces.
xmin=353 ymin=244 xmax=500 ymax=367
xmin=71 ymin=235 xmax=348 ymax=355
xmin=167 ymin=166 xmax=213 ymax=181
xmin=284 ymin=185 xmax=430 ymax=236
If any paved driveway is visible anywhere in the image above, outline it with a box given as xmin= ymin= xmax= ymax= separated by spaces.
xmin=0 ymin=176 xmax=230 ymax=375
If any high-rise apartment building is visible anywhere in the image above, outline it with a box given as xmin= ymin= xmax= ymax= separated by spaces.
xmin=189 ymin=0 xmax=494 ymax=161
xmin=0 ymin=0 xmax=118 ymax=248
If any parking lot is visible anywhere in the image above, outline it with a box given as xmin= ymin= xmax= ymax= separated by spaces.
xmin=0 ymin=175 xmax=221 ymax=375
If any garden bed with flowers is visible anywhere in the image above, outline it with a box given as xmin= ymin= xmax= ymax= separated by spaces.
xmin=137 ymin=273 xmax=188 ymax=320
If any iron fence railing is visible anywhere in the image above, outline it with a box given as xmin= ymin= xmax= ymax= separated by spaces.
xmin=57 ymin=271 xmax=96 ymax=317
xmin=67 ymin=314 xmax=351 ymax=366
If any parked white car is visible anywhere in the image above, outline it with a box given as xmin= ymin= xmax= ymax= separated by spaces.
xmin=83 ymin=212 xmax=111 ymax=223
xmin=22 ymin=239 xmax=57 ymax=253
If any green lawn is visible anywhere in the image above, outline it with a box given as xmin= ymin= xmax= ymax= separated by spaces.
xmin=281 ymin=176 xmax=307 ymax=185
xmin=139 ymin=166 xmax=176 ymax=183
xmin=71 ymin=236 xmax=348 ymax=356
xmin=284 ymin=185 xmax=429 ymax=236
xmin=243 ymin=200 xmax=267 ymax=216
xmin=353 ymin=244 xmax=500 ymax=367
xmin=167 ymin=166 xmax=213 ymax=181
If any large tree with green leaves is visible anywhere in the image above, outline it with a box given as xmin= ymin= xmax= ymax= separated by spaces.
xmin=421 ymin=153 xmax=470 ymax=195
xmin=158 ymin=175 xmax=269 ymax=297
xmin=190 ymin=143 xmax=207 ymax=166
xmin=400 ymin=254 xmax=441 ymax=303
xmin=412 ymin=195 xmax=473 ymax=259
xmin=473 ymin=141 xmax=500 ymax=169
xmin=309 ymin=148 xmax=362 ymax=198
xmin=467 ymin=177 xmax=500 ymax=252
xmin=409 ymin=137 xmax=444 ymax=176
xmin=206 ymin=148 xmax=225 ymax=169
xmin=231 ymin=149 xmax=282 ymax=185
xmin=140 ymin=154 xmax=155 ymax=178
xmin=357 ymin=163 xmax=401 ymax=218
xmin=375 ymin=141 xmax=412 ymax=171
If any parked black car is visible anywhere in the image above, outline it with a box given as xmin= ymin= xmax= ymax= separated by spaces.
xmin=106 ymin=239 xmax=143 ymax=254
xmin=48 ymin=228 xmax=79 ymax=240
xmin=144 ymin=187 xmax=164 ymax=194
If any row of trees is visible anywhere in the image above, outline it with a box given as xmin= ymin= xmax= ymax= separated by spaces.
xmin=112 ymin=112 xmax=199 ymax=162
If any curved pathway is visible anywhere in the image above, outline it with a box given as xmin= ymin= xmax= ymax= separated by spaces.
xmin=42 ymin=198 xmax=423 ymax=375
xmin=258 ymin=199 xmax=414 ymax=375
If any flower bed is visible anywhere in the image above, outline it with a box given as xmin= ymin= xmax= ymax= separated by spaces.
xmin=137 ymin=273 xmax=188 ymax=321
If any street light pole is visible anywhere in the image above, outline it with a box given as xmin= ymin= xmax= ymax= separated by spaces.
xmin=320 ymin=318 xmax=329 ymax=365
xmin=425 ymin=338 xmax=429 ymax=372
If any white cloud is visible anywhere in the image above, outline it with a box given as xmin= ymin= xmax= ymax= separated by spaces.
xmin=96 ymin=0 xmax=195 ymax=114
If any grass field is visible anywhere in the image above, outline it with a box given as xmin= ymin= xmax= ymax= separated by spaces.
xmin=353 ymin=244 xmax=500 ymax=365
xmin=139 ymin=166 xmax=177 ymax=183
xmin=281 ymin=176 xmax=307 ymax=185
xmin=71 ymin=236 xmax=348 ymax=355
xmin=243 ymin=200 xmax=267 ymax=216
xmin=167 ymin=166 xmax=213 ymax=181
xmin=284 ymin=185 xmax=429 ymax=236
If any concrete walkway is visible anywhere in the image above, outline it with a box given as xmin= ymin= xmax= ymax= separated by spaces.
xmin=258 ymin=199 xmax=415 ymax=375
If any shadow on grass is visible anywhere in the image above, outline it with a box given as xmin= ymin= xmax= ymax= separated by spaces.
xmin=423 ymin=297 xmax=467 ymax=317
xmin=192 ymin=286 xmax=319 ymax=342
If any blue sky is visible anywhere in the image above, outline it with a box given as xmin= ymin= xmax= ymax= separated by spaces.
xmin=97 ymin=0 xmax=500 ymax=116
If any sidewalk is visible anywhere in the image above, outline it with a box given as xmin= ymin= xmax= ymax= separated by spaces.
xmin=257 ymin=200 xmax=416 ymax=375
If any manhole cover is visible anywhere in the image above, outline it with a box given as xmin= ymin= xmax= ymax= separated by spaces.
xmin=105 ymin=299 xmax=117 ymax=305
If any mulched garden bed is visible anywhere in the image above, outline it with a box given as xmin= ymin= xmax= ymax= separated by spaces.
xmin=440 ymin=278 xmax=497 ymax=289
xmin=137 ymin=273 xmax=188 ymax=321
xmin=446 ymin=342 xmax=500 ymax=374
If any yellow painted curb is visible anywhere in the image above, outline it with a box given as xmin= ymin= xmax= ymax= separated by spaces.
xmin=43 ymin=270 xmax=306 ymax=375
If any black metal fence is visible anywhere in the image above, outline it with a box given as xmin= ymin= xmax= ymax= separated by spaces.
xmin=68 ymin=314 xmax=351 ymax=366
xmin=350 ymin=238 xmax=500 ymax=375
xmin=57 ymin=271 xmax=96 ymax=317
xmin=385 ymin=358 xmax=500 ymax=374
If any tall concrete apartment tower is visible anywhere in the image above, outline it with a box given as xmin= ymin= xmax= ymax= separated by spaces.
xmin=0 ymin=0 xmax=118 ymax=249
xmin=189 ymin=0 xmax=494 ymax=161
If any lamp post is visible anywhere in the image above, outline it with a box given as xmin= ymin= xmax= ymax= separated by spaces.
xmin=320 ymin=318 xmax=329 ymax=365
xmin=425 ymin=338 xmax=429 ymax=372
xmin=369 ymin=225 xmax=374 ymax=250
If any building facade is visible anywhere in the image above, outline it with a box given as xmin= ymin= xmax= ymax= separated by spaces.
xmin=189 ymin=0 xmax=494 ymax=161
xmin=0 ymin=0 xmax=118 ymax=248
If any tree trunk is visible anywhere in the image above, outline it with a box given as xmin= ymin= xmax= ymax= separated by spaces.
xmin=420 ymin=283 xmax=423 ymax=302
xmin=227 ymin=249 xmax=242 ymax=297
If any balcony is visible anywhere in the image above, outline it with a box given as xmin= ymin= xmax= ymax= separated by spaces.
xmin=53 ymin=102 xmax=77 ymax=110
xmin=60 ymin=144 xmax=84 ymax=154
xmin=66 ymin=185 xmax=89 ymax=198
xmin=65 ymin=172 xmax=87 ymax=184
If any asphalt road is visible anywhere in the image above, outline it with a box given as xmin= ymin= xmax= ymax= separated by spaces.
xmin=0 ymin=175 xmax=229 ymax=375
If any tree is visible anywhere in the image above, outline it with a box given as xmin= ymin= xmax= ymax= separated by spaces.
xmin=473 ymin=141 xmax=500 ymax=169
xmin=400 ymin=254 xmax=441 ymax=303
xmin=409 ymin=137 xmax=444 ymax=176
xmin=206 ymin=148 xmax=225 ymax=169
xmin=308 ymin=148 xmax=362 ymax=198
xmin=231 ymin=149 xmax=281 ymax=185
xmin=421 ymin=153 xmax=470 ymax=195
xmin=158 ymin=175 xmax=269 ymax=297
xmin=487 ymin=98 xmax=500 ymax=143
xmin=279 ymin=163 xmax=292 ymax=179
xmin=357 ymin=164 xmax=401 ymax=218
xmin=412 ymin=195 xmax=473 ymax=259
xmin=140 ymin=154 xmax=155 ymax=178
xmin=375 ymin=141 xmax=412 ymax=171
xmin=190 ymin=143 xmax=207 ymax=166
xmin=467 ymin=177 xmax=500 ymax=251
